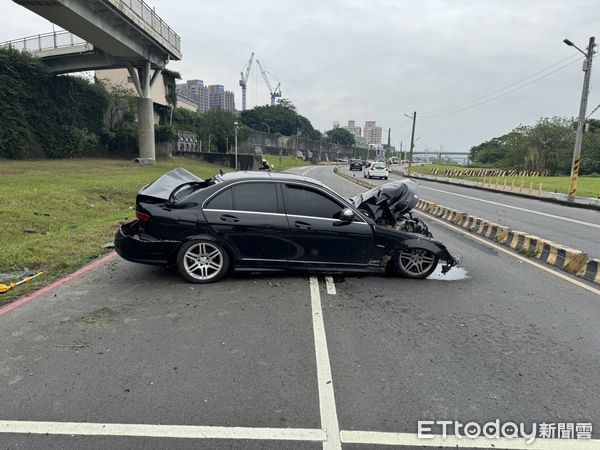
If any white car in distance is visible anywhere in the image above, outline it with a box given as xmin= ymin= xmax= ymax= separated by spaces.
xmin=363 ymin=162 xmax=389 ymax=180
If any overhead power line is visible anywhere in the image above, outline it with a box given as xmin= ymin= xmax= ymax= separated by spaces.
xmin=420 ymin=56 xmax=585 ymax=118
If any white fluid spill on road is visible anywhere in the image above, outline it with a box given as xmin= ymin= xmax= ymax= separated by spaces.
xmin=427 ymin=264 xmax=470 ymax=281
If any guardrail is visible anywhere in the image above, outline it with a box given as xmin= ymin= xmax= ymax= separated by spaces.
xmin=114 ymin=0 xmax=181 ymax=52
xmin=0 ymin=31 xmax=87 ymax=53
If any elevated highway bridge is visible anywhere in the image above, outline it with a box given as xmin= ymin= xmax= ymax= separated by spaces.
xmin=3 ymin=0 xmax=182 ymax=162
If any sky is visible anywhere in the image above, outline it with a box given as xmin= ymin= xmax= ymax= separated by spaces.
xmin=2 ymin=0 xmax=599 ymax=154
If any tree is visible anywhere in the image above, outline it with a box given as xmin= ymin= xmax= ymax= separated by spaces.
xmin=202 ymin=110 xmax=250 ymax=152
xmin=325 ymin=127 xmax=355 ymax=146
xmin=469 ymin=117 xmax=578 ymax=174
xmin=276 ymin=98 xmax=296 ymax=111
xmin=240 ymin=104 xmax=321 ymax=140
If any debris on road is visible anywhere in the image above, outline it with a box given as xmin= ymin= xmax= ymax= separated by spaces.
xmin=0 ymin=271 xmax=43 ymax=294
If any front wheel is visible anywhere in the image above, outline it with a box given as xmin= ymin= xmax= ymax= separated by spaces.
xmin=176 ymin=240 xmax=230 ymax=283
xmin=395 ymin=248 xmax=438 ymax=279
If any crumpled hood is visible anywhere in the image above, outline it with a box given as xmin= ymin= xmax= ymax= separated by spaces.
xmin=138 ymin=168 xmax=202 ymax=201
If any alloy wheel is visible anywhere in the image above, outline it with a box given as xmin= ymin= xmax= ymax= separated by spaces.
xmin=183 ymin=242 xmax=224 ymax=281
xmin=398 ymin=248 xmax=437 ymax=277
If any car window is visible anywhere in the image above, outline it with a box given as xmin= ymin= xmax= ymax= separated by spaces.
xmin=232 ymin=182 xmax=279 ymax=213
xmin=205 ymin=187 xmax=233 ymax=210
xmin=374 ymin=163 xmax=385 ymax=169
xmin=283 ymin=184 xmax=343 ymax=219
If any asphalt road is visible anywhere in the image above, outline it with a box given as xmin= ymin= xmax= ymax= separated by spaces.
xmin=336 ymin=165 xmax=600 ymax=259
xmin=1 ymin=166 xmax=600 ymax=449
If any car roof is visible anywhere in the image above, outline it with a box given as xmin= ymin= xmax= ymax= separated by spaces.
xmin=216 ymin=170 xmax=327 ymax=188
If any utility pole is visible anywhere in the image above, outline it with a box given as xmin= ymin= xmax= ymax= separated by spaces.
xmin=234 ymin=121 xmax=239 ymax=170
xmin=387 ymin=127 xmax=391 ymax=158
xmin=564 ymin=36 xmax=596 ymax=200
xmin=408 ymin=112 xmax=417 ymax=175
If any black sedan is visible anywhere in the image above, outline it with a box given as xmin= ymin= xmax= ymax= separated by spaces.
xmin=349 ymin=160 xmax=363 ymax=171
xmin=115 ymin=169 xmax=456 ymax=283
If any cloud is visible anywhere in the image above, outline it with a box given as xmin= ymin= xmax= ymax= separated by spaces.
xmin=2 ymin=0 xmax=598 ymax=152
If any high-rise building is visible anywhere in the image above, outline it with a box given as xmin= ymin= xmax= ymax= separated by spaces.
xmin=364 ymin=120 xmax=382 ymax=146
xmin=176 ymin=80 xmax=209 ymax=113
xmin=208 ymin=84 xmax=236 ymax=112
xmin=342 ymin=120 xmax=362 ymax=141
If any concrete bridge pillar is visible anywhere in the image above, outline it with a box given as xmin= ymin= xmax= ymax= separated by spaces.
xmin=127 ymin=61 xmax=162 ymax=164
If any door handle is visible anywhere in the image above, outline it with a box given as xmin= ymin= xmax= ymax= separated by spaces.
xmin=220 ymin=214 xmax=239 ymax=223
xmin=295 ymin=220 xmax=312 ymax=230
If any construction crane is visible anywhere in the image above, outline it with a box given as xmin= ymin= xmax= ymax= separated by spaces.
xmin=239 ymin=52 xmax=254 ymax=111
xmin=256 ymin=59 xmax=282 ymax=106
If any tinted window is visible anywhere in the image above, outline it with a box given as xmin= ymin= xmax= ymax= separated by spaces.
xmin=374 ymin=163 xmax=385 ymax=169
xmin=283 ymin=184 xmax=342 ymax=219
xmin=232 ymin=182 xmax=278 ymax=213
xmin=205 ymin=188 xmax=233 ymax=210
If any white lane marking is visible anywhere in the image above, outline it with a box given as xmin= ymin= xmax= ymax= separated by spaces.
xmin=302 ymin=167 xmax=316 ymax=176
xmin=325 ymin=276 xmax=337 ymax=295
xmin=341 ymin=430 xmax=600 ymax=449
xmin=423 ymin=213 xmax=600 ymax=296
xmin=0 ymin=421 xmax=326 ymax=441
xmin=309 ymin=276 xmax=342 ymax=450
xmin=420 ymin=185 xmax=600 ymax=229
xmin=6 ymin=422 xmax=597 ymax=449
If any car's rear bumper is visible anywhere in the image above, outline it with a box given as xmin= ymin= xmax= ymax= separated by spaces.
xmin=114 ymin=221 xmax=179 ymax=265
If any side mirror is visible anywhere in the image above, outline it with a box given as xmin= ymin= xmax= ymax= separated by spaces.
xmin=340 ymin=208 xmax=355 ymax=222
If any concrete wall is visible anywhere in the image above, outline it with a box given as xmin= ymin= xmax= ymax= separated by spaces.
xmin=176 ymin=94 xmax=197 ymax=112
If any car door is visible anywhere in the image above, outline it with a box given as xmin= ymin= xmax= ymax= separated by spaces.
xmin=202 ymin=181 xmax=289 ymax=266
xmin=280 ymin=182 xmax=373 ymax=269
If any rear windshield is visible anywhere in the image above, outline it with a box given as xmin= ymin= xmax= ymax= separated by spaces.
xmin=171 ymin=176 xmax=223 ymax=203
xmin=374 ymin=163 xmax=385 ymax=169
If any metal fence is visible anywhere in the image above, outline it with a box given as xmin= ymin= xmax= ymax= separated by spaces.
xmin=115 ymin=0 xmax=181 ymax=52
xmin=240 ymin=131 xmax=353 ymax=160
xmin=0 ymin=31 xmax=86 ymax=53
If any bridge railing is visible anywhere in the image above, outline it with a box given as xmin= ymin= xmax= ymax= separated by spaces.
xmin=116 ymin=0 xmax=181 ymax=53
xmin=0 ymin=31 xmax=87 ymax=53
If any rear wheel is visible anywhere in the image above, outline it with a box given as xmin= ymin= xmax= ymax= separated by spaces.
xmin=396 ymin=248 xmax=438 ymax=279
xmin=176 ymin=240 xmax=230 ymax=283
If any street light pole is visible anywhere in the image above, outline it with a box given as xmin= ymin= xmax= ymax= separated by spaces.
xmin=564 ymin=36 xmax=596 ymax=200
xmin=208 ymin=134 xmax=213 ymax=153
xmin=234 ymin=121 xmax=239 ymax=170
xmin=407 ymin=112 xmax=417 ymax=175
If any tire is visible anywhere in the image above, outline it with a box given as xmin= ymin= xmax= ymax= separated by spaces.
xmin=395 ymin=248 xmax=438 ymax=279
xmin=176 ymin=240 xmax=230 ymax=283
xmin=384 ymin=177 xmax=388 ymax=180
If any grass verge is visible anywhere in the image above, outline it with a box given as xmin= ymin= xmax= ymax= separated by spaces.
xmin=261 ymin=155 xmax=307 ymax=172
xmin=410 ymin=164 xmax=600 ymax=198
xmin=0 ymin=157 xmax=227 ymax=304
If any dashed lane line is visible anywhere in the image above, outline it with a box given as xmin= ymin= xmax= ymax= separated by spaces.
xmin=325 ymin=276 xmax=336 ymax=295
